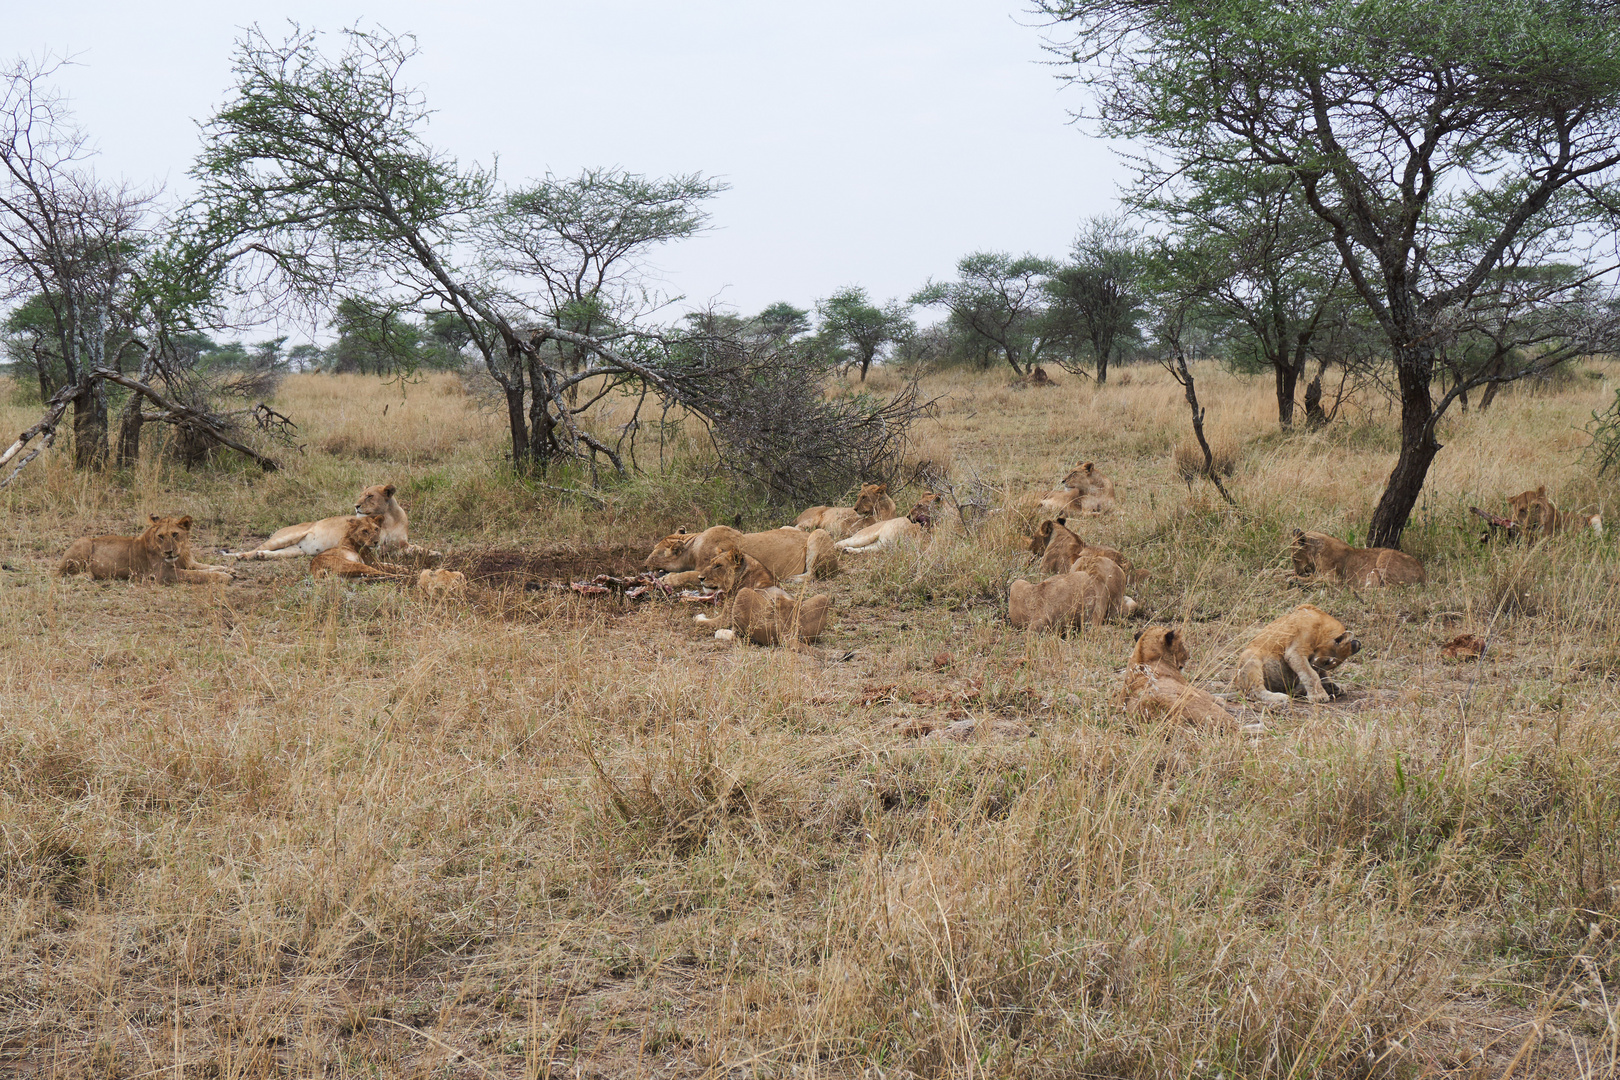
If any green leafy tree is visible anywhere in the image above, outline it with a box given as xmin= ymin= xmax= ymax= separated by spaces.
xmin=755 ymin=301 xmax=811 ymax=341
xmin=912 ymin=252 xmax=1056 ymax=375
xmin=817 ymin=286 xmax=913 ymax=381
xmin=1043 ymin=218 xmax=1145 ymax=384
xmin=1041 ymin=0 xmax=1620 ymax=548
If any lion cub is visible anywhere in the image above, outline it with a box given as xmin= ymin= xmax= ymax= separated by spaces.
xmin=1290 ymin=529 xmax=1425 ymax=586
xmin=1118 ymin=627 xmax=1236 ymax=728
xmin=1507 ymin=486 xmax=1602 ymax=538
xmin=1037 ymin=462 xmax=1116 ymax=515
xmin=1008 ymin=564 xmax=1135 ymax=632
xmin=57 ymin=515 xmax=233 ymax=584
xmin=310 ymin=517 xmax=407 ymax=580
xmin=795 ymin=483 xmax=896 ymax=540
xmin=417 ymin=568 xmax=467 ymax=595
xmin=1233 ymin=604 xmax=1360 ymax=705
xmin=1026 ymin=518 xmax=1131 ymax=577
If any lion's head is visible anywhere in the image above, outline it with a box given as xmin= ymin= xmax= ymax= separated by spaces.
xmin=1025 ymin=519 xmax=1059 ymax=556
xmin=355 ymin=483 xmax=398 ymax=517
xmin=1061 ymin=462 xmax=1106 ymax=494
xmin=644 ymin=529 xmax=695 ymax=572
xmin=906 ymin=493 xmax=942 ymax=527
xmin=143 ymin=515 xmax=194 ymax=564
xmin=1311 ymin=628 xmax=1361 ymax=674
xmin=1131 ymin=625 xmax=1189 ymax=670
xmin=1507 ymin=486 xmax=1553 ymax=531
xmin=1289 ymin=528 xmax=1327 ymax=576
xmin=698 ymin=548 xmax=747 ymax=594
xmin=853 ymin=483 xmax=888 ymax=515
xmin=345 ymin=515 xmax=383 ymax=550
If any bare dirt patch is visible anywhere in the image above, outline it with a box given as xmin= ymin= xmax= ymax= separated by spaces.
xmin=446 ymin=543 xmax=649 ymax=587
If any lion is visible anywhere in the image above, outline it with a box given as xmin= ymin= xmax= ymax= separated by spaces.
xmin=715 ymin=586 xmax=832 ymax=647
xmin=835 ymin=515 xmax=926 ymax=554
xmin=1290 ymin=529 xmax=1426 ymax=586
xmin=1037 ymin=462 xmax=1116 ymax=515
xmin=1233 ymin=604 xmax=1360 ymax=706
xmin=1507 ymin=486 xmax=1603 ymax=538
xmin=644 ymin=525 xmax=837 ymax=587
xmin=1026 ymin=518 xmax=1131 ymax=577
xmin=697 ymin=547 xmax=777 ymax=595
xmin=1008 ymin=567 xmax=1135 ymax=632
xmin=417 ymin=569 xmax=467 ymax=596
xmin=795 ymin=483 xmax=897 ymax=540
xmin=1070 ymin=551 xmax=1133 ymax=614
xmin=310 ymin=516 xmax=408 ymax=580
xmin=228 ymin=483 xmax=437 ymax=561
xmin=1117 ymin=626 xmax=1237 ymax=728
xmin=56 ymin=515 xmax=234 ymax=585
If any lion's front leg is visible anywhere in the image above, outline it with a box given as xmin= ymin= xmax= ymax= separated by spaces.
xmin=1282 ymin=643 xmax=1331 ymax=703
xmin=172 ymin=567 xmax=234 ymax=585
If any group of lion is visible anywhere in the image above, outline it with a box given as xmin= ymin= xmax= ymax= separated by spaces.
xmin=55 ymin=483 xmax=466 ymax=595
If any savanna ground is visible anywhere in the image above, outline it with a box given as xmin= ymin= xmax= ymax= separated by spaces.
xmin=4 ymin=360 xmax=1620 ymax=1079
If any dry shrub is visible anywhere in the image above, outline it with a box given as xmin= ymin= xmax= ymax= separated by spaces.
xmin=1173 ymin=433 xmax=1239 ymax=485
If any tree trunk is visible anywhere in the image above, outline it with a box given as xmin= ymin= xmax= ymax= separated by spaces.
xmin=1303 ymin=366 xmax=1327 ymax=428
xmin=504 ymin=381 xmax=531 ymax=470
xmin=1096 ymin=349 xmax=1110 ymax=384
xmin=115 ymin=393 xmax=143 ymax=469
xmin=1274 ymin=363 xmax=1299 ymax=428
xmin=1365 ymin=349 xmax=1439 ymax=550
xmin=71 ymin=380 xmax=107 ymax=470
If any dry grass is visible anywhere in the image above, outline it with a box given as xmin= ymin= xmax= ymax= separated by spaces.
xmin=2 ymin=363 xmax=1620 ymax=1077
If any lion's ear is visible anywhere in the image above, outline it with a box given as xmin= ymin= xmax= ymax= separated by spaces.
xmin=177 ymin=516 xmax=193 ymax=529
xmin=1163 ymin=628 xmax=1177 ymax=646
xmin=1082 ymin=462 xmax=1094 ymax=472
xmin=383 ymin=484 xmax=397 ymax=498
xmin=875 ymin=484 xmax=887 ymax=493
xmin=149 ymin=514 xmax=161 ymax=524
xmin=1536 ymin=485 xmax=1546 ymax=496
xmin=1291 ymin=528 xmax=1304 ymax=539
xmin=676 ymin=527 xmax=688 ymax=535
xmin=1133 ymin=627 xmax=1145 ymax=641
xmin=1037 ymin=520 xmax=1054 ymax=538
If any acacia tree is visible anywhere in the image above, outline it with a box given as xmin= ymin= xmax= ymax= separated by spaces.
xmin=1041 ymin=0 xmax=1620 ymax=548
xmin=1139 ymin=168 xmax=1349 ymax=426
xmin=911 ymin=252 xmax=1055 ymax=375
xmin=1044 ymin=217 xmax=1141 ymax=383
xmin=817 ymin=286 xmax=912 ymax=381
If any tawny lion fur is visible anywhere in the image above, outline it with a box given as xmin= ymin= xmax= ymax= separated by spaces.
xmin=229 ymin=483 xmax=434 ymax=560
xmin=1233 ymin=604 xmax=1361 ymax=706
xmin=1507 ymin=486 xmax=1602 ymax=538
xmin=795 ymin=483 xmax=897 ymax=540
xmin=1026 ymin=518 xmax=1132 ymax=577
xmin=56 ymin=515 xmax=234 ymax=585
xmin=310 ymin=517 xmax=408 ymax=580
xmin=1118 ymin=626 xmax=1236 ymax=728
xmin=1037 ymin=462 xmax=1117 ymax=515
xmin=644 ymin=525 xmax=838 ymax=587
xmin=1007 ymin=564 xmax=1135 ymax=632
xmin=1290 ymin=529 xmax=1426 ymax=586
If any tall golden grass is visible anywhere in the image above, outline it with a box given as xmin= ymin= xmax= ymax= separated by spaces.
xmin=1 ymin=361 xmax=1618 ymax=1076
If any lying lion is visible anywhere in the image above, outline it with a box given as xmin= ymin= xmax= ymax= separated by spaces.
xmin=1507 ymin=486 xmax=1602 ymax=538
xmin=1233 ymin=604 xmax=1360 ymax=706
xmin=57 ymin=515 xmax=234 ymax=585
xmin=417 ymin=569 xmax=467 ymax=596
xmin=1290 ymin=529 xmax=1425 ymax=586
xmin=691 ymin=546 xmax=831 ymax=646
xmin=310 ymin=517 xmax=409 ymax=580
xmin=1025 ymin=518 xmax=1131 ymax=577
xmin=1008 ymin=562 xmax=1135 ymax=632
xmin=228 ymin=483 xmax=437 ymax=562
xmin=795 ymin=483 xmax=896 ymax=540
xmin=645 ymin=525 xmax=838 ymax=587
xmin=1037 ymin=462 xmax=1116 ymax=515
xmin=1118 ymin=626 xmax=1237 ymax=728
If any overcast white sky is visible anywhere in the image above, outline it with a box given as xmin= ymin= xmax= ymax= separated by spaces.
xmin=10 ymin=2 xmax=1124 ymax=337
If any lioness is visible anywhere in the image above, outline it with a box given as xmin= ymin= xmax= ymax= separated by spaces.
xmin=836 ymin=515 xmax=926 ymax=554
xmin=796 ymin=483 xmax=896 ymax=540
xmin=697 ymin=547 xmax=777 ymax=595
xmin=1118 ymin=626 xmax=1236 ymax=728
xmin=1008 ymin=567 xmax=1134 ymax=632
xmin=57 ymin=515 xmax=234 ymax=585
xmin=644 ymin=525 xmax=837 ymax=587
xmin=1026 ymin=518 xmax=1131 ymax=577
xmin=1290 ymin=529 xmax=1426 ymax=586
xmin=1070 ymin=551 xmax=1131 ymax=612
xmin=717 ymin=586 xmax=832 ymax=647
xmin=1507 ymin=486 xmax=1602 ymax=538
xmin=229 ymin=483 xmax=435 ymax=561
xmin=1233 ymin=604 xmax=1360 ymax=705
xmin=1037 ymin=462 xmax=1116 ymax=515
xmin=310 ymin=517 xmax=408 ymax=580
